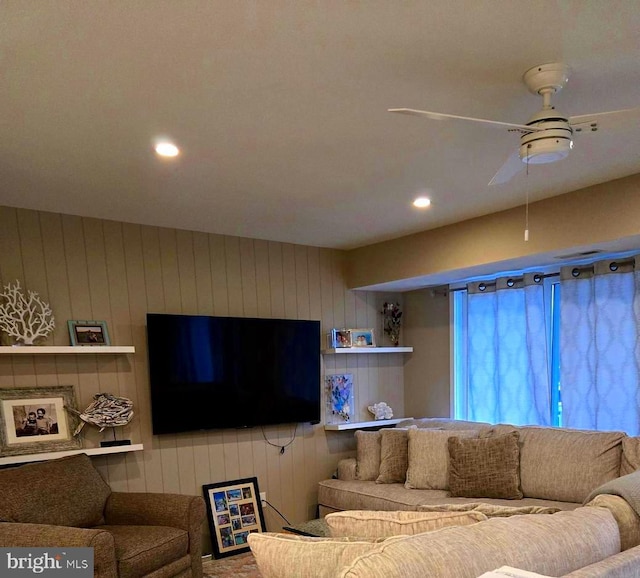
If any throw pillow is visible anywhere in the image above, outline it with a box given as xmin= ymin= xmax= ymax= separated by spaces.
xmin=376 ymin=428 xmax=414 ymax=484
xmin=247 ymin=532 xmax=382 ymax=578
xmin=355 ymin=430 xmax=382 ymax=481
xmin=405 ymin=429 xmax=479 ymax=490
xmin=325 ymin=509 xmax=487 ymax=538
xmin=448 ymin=431 xmax=523 ymax=499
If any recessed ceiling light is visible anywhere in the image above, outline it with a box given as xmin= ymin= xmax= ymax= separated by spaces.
xmin=413 ymin=197 xmax=431 ymax=208
xmin=155 ymin=141 xmax=180 ymax=157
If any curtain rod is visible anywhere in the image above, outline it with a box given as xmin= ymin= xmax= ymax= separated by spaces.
xmin=446 ymin=272 xmax=560 ymax=293
xmin=445 ymin=256 xmax=637 ymax=293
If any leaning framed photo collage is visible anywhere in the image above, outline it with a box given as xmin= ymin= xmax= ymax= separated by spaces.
xmin=202 ymin=476 xmax=267 ymax=558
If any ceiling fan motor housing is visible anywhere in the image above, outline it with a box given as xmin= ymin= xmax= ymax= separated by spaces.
xmin=520 ymin=112 xmax=573 ymax=164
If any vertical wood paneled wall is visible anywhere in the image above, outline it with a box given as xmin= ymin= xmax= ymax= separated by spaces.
xmin=0 ymin=206 xmax=406 ymax=543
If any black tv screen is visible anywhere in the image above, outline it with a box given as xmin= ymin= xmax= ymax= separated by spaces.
xmin=147 ymin=313 xmax=321 ymax=434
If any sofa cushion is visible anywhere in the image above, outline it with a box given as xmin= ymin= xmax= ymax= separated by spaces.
xmin=325 ymin=509 xmax=487 ymax=538
xmin=516 ymin=427 xmax=625 ymax=503
xmin=355 ymin=430 xmax=381 ymax=481
xmin=376 ymin=429 xmax=411 ymax=484
xmin=405 ymin=429 xmax=478 ymax=490
xmin=340 ymin=507 xmax=620 ymax=578
xmin=0 ymin=453 xmax=111 ymax=527
xmin=448 ymin=432 xmax=523 ymax=499
xmin=317 ymin=479 xmax=580 ymax=515
xmin=95 ymin=525 xmax=189 ymax=578
xmin=248 ymin=533 xmax=381 ymax=578
xmin=417 ymin=502 xmax=560 ymax=517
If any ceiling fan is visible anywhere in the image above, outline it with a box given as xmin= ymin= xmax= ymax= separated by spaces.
xmin=389 ymin=63 xmax=640 ymax=185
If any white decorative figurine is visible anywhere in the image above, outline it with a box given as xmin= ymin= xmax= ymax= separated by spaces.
xmin=0 ymin=280 xmax=55 ymax=345
xmin=367 ymin=402 xmax=393 ymax=420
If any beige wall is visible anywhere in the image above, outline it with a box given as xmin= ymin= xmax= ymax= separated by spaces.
xmin=347 ymin=173 xmax=640 ymax=289
xmin=403 ymin=288 xmax=451 ymax=418
xmin=0 ymin=206 xmax=408 ymax=548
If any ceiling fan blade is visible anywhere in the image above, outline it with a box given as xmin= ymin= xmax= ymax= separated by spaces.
xmin=488 ymin=150 xmax=525 ymax=186
xmin=569 ymin=107 xmax=640 ymax=131
xmin=388 ymin=108 xmax=543 ymax=132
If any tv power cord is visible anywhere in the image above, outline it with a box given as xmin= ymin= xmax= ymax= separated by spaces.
xmin=260 ymin=423 xmax=298 ymax=454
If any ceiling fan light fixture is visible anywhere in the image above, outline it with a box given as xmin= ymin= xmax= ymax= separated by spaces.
xmin=520 ymin=137 xmax=572 ymax=164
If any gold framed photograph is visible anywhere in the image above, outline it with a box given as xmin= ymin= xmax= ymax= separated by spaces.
xmin=0 ymin=386 xmax=82 ymax=457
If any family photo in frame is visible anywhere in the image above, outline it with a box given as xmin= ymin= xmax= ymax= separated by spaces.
xmin=68 ymin=320 xmax=111 ymax=346
xmin=202 ymin=477 xmax=266 ymax=558
xmin=330 ymin=328 xmax=352 ymax=348
xmin=0 ymin=385 xmax=82 ymax=457
xmin=350 ymin=328 xmax=375 ymax=347
xmin=329 ymin=328 xmax=375 ymax=349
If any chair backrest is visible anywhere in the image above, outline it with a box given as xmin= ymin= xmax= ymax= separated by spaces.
xmin=0 ymin=453 xmax=111 ymax=527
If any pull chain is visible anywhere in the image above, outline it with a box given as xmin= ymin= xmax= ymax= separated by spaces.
xmin=524 ymin=145 xmax=531 ymax=242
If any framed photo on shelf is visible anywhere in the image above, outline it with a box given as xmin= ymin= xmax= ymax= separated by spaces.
xmin=350 ymin=328 xmax=375 ymax=347
xmin=325 ymin=374 xmax=355 ymax=424
xmin=68 ymin=320 xmax=111 ymax=346
xmin=203 ymin=477 xmax=267 ymax=559
xmin=329 ymin=328 xmax=352 ymax=348
xmin=0 ymin=386 xmax=82 ymax=457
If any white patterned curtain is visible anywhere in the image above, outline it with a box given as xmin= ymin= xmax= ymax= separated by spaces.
xmin=466 ymin=273 xmax=551 ymax=425
xmin=560 ymin=257 xmax=640 ymax=434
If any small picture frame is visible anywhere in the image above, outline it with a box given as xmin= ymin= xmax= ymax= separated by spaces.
xmin=330 ymin=328 xmax=352 ymax=348
xmin=325 ymin=374 xmax=355 ymax=424
xmin=68 ymin=320 xmax=111 ymax=346
xmin=350 ymin=328 xmax=376 ymax=347
xmin=0 ymin=386 xmax=82 ymax=457
xmin=203 ymin=477 xmax=267 ymax=559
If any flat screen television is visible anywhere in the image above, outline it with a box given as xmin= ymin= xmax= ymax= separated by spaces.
xmin=147 ymin=313 xmax=321 ymax=434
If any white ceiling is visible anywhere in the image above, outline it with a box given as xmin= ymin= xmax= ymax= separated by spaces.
xmin=1 ymin=1 xmax=640 ymax=250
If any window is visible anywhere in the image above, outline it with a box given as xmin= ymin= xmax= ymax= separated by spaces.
xmin=453 ymin=277 xmax=561 ymax=426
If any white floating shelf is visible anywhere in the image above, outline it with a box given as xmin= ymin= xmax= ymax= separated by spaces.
xmin=322 ymin=347 xmax=413 ymax=355
xmin=324 ymin=418 xmax=412 ymax=431
xmin=0 ymin=346 xmax=135 ymax=354
xmin=0 ymin=443 xmax=144 ymax=466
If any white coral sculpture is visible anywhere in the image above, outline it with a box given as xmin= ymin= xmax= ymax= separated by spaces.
xmin=367 ymin=402 xmax=393 ymax=420
xmin=0 ymin=280 xmax=55 ymax=345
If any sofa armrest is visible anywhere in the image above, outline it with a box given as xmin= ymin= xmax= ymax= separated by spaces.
xmin=338 ymin=458 xmax=357 ymax=481
xmin=104 ymin=492 xmax=205 ymax=533
xmin=0 ymin=523 xmax=117 ymax=578
xmin=562 ymin=544 xmax=640 ymax=577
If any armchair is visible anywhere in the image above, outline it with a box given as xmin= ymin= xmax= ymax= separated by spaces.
xmin=0 ymin=453 xmax=205 ymax=578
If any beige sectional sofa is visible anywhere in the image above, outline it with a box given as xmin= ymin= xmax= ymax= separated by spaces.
xmin=249 ymin=492 xmax=640 ymax=577
xmin=318 ymin=418 xmax=640 ymax=516
xmin=247 ymin=419 xmax=640 ymax=578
